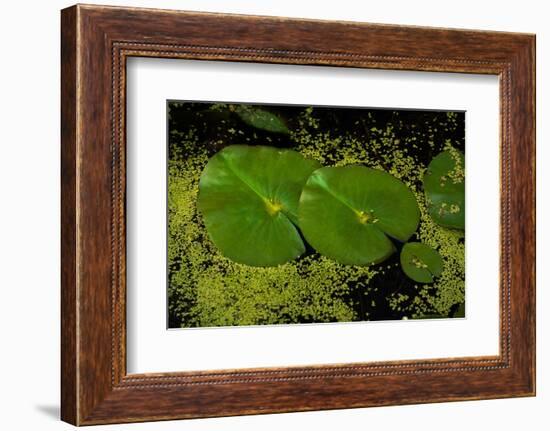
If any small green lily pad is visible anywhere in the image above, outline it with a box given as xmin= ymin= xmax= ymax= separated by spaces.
xmin=298 ymin=166 xmax=420 ymax=265
xmin=453 ymin=302 xmax=466 ymax=318
xmin=234 ymin=105 xmax=290 ymax=134
xmin=423 ymin=149 xmax=465 ymax=229
xmin=400 ymin=242 xmax=444 ymax=283
xmin=198 ymin=145 xmax=321 ymax=267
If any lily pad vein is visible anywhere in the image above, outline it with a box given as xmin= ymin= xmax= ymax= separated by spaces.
xmin=314 ymin=176 xmax=389 ymax=234
xmin=221 ymin=153 xmax=292 ymax=222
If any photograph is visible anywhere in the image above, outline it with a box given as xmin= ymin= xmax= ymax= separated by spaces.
xmin=167 ymin=101 xmax=466 ymax=328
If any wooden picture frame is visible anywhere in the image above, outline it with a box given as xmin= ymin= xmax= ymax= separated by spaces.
xmin=61 ymin=4 xmax=535 ymax=425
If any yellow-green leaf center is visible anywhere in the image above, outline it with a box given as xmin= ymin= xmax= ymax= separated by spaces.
xmin=264 ymin=198 xmax=284 ymax=216
xmin=355 ymin=209 xmax=378 ymax=225
xmin=411 ymin=256 xmax=428 ymax=269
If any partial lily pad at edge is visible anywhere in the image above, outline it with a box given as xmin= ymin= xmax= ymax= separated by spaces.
xmin=234 ymin=105 xmax=290 ymax=134
xmin=453 ymin=302 xmax=466 ymax=318
xmin=400 ymin=242 xmax=444 ymax=283
xmin=298 ymin=166 xmax=420 ymax=266
xmin=197 ymin=145 xmax=321 ymax=267
xmin=423 ymin=149 xmax=465 ymax=230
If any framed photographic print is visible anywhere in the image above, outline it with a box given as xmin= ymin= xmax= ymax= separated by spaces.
xmin=61 ymin=4 xmax=535 ymax=425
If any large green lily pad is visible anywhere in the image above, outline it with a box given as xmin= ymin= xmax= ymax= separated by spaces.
xmin=400 ymin=242 xmax=444 ymax=283
xmin=423 ymin=149 xmax=465 ymax=229
xmin=298 ymin=166 xmax=420 ymax=265
xmin=234 ymin=105 xmax=290 ymax=134
xmin=198 ymin=145 xmax=321 ymax=267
